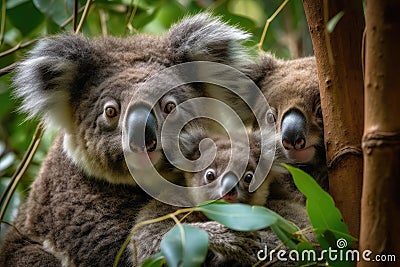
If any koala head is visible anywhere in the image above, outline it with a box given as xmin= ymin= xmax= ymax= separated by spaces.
xmin=179 ymin=127 xmax=287 ymax=206
xmin=252 ymin=54 xmax=324 ymax=166
xmin=13 ymin=13 xmax=252 ymax=185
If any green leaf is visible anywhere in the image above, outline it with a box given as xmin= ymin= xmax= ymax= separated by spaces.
xmin=270 ymin=224 xmax=298 ymax=250
xmin=195 ymin=202 xmax=278 ymax=231
xmin=142 ymin=0 xmax=185 ymax=33
xmin=160 ymin=224 xmax=208 ymax=267
xmin=7 ymin=1 xmax=45 ymax=35
xmin=6 ymin=0 xmax=30 ymax=9
xmin=33 ymin=0 xmax=74 ymax=26
xmin=296 ymin=241 xmax=319 ymax=266
xmin=327 ymin=11 xmax=345 ymax=33
xmin=284 ymin=164 xmax=350 ymax=234
xmin=283 ymin=164 xmax=356 ymax=267
xmin=142 ymin=252 xmax=165 ymax=267
xmin=270 ymin=214 xmax=303 ymax=250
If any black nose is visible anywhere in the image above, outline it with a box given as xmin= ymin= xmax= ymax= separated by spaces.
xmin=281 ymin=109 xmax=307 ymax=150
xmin=220 ymin=172 xmax=239 ymax=197
xmin=126 ymin=105 xmax=157 ymax=152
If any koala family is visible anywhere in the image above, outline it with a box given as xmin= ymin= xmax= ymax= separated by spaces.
xmin=0 ymin=13 xmax=326 ymax=266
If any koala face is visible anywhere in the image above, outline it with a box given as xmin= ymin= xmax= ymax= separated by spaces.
xmin=13 ymin=13 xmax=252 ymax=185
xmin=191 ymin=135 xmax=262 ymax=205
xmin=255 ymin=55 xmax=324 ymax=166
xmin=180 ymin=128 xmax=286 ymax=206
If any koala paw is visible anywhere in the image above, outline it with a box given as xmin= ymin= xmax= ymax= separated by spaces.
xmin=190 ymin=221 xmax=263 ymax=266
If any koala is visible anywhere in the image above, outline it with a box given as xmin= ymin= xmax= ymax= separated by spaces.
xmin=250 ymin=54 xmax=328 ymax=196
xmin=132 ymin=126 xmax=310 ymax=266
xmin=178 ymin=127 xmax=287 ymax=206
xmin=0 ymin=14 xmax=257 ymax=267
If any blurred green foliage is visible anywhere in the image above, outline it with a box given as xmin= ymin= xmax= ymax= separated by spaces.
xmin=0 ymin=0 xmax=312 ymax=226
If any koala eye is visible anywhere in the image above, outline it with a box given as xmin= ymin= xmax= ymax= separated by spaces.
xmin=266 ymin=109 xmax=276 ymax=124
xmin=205 ymin=169 xmax=216 ymax=182
xmin=105 ymin=107 xmax=117 ymax=118
xmin=104 ymin=102 xmax=119 ymax=119
xmin=164 ymin=101 xmax=176 ymax=114
xmin=243 ymin=171 xmax=254 ymax=184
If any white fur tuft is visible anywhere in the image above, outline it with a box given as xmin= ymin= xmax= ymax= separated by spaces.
xmin=13 ymin=55 xmax=77 ymax=132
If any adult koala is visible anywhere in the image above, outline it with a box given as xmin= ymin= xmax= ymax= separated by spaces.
xmin=249 ymin=54 xmax=328 ymax=203
xmin=0 ymin=14 xmax=257 ymax=266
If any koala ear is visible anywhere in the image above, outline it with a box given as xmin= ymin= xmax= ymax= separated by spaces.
xmin=246 ymin=52 xmax=278 ymax=83
xmin=13 ymin=34 xmax=95 ymax=132
xmin=167 ymin=13 xmax=251 ymax=68
xmin=178 ymin=126 xmax=207 ymax=161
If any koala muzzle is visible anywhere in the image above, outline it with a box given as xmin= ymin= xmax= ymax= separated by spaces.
xmin=220 ymin=172 xmax=239 ymax=201
xmin=126 ymin=105 xmax=158 ymax=153
xmin=281 ymin=109 xmax=307 ymax=150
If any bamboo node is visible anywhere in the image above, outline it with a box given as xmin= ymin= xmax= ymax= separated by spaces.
xmin=327 ymin=145 xmax=363 ymax=168
xmin=362 ymin=131 xmax=400 ymax=153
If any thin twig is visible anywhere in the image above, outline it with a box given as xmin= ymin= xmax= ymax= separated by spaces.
xmin=257 ymin=0 xmax=290 ymax=51
xmin=99 ymin=8 xmax=108 ymax=37
xmin=0 ymin=39 xmax=38 ymax=76
xmin=0 ymin=122 xmax=45 ymax=225
xmin=75 ymin=0 xmax=92 ymax=34
xmin=60 ymin=5 xmax=86 ymax=29
xmin=0 ymin=62 xmax=17 ymax=77
xmin=0 ymin=39 xmax=38 ymax=58
xmin=73 ymin=0 xmax=79 ymax=32
xmin=0 ymin=0 xmax=6 ymax=45
xmin=113 ymin=207 xmax=194 ymax=267
xmin=126 ymin=1 xmax=139 ymax=34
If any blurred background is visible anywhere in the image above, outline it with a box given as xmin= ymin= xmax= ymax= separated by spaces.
xmin=0 ymin=0 xmax=313 ymax=233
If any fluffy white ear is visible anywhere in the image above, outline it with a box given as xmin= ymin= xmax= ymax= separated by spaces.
xmin=168 ymin=13 xmax=252 ymax=68
xmin=13 ymin=34 xmax=94 ymax=132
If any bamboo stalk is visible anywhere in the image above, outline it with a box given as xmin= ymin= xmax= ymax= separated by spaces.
xmin=302 ymin=0 xmax=365 ymax=238
xmin=358 ymin=1 xmax=400 ymax=265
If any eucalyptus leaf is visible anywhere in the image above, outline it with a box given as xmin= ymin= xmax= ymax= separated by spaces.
xmin=33 ymin=0 xmax=74 ymax=26
xmin=196 ymin=202 xmax=278 ymax=231
xmin=270 ymin=224 xmax=298 ymax=250
xmin=327 ymin=11 xmax=345 ymax=33
xmin=283 ymin=164 xmax=356 ymax=267
xmin=160 ymin=224 xmax=208 ymax=267
xmin=7 ymin=1 xmax=44 ymax=35
xmin=142 ymin=0 xmax=184 ymax=33
xmin=6 ymin=0 xmax=30 ymax=9
xmin=296 ymin=241 xmax=319 ymax=266
xmin=283 ymin=164 xmax=351 ymax=235
xmin=142 ymin=252 xmax=165 ymax=267
xmin=270 ymin=214 xmax=304 ymax=250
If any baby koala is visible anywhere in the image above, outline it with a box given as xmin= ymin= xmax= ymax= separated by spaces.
xmin=132 ymin=126 xmax=288 ymax=266
xmin=179 ymin=127 xmax=287 ymax=207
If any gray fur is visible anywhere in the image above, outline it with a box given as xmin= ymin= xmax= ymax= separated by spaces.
xmin=0 ymin=13 xmax=256 ymax=266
